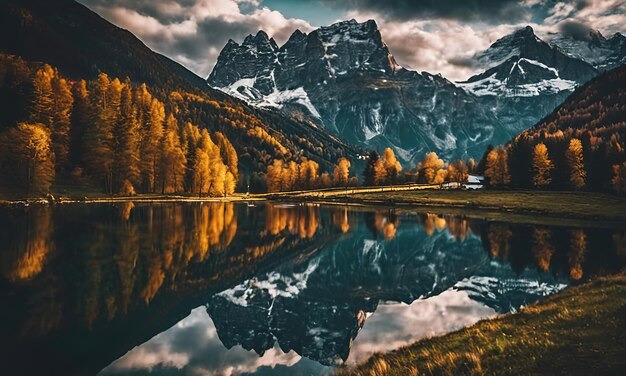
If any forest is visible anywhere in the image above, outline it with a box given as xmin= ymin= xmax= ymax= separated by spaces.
xmin=1 ymin=55 xmax=624 ymax=196
xmin=0 ymin=56 xmax=238 ymax=196
xmin=479 ymin=65 xmax=626 ymax=193
xmin=0 ymin=55 xmax=356 ymax=196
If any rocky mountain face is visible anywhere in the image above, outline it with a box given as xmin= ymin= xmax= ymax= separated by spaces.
xmin=459 ymin=26 xmax=597 ymax=97
xmin=209 ymin=22 xmax=622 ymax=164
xmin=548 ymin=29 xmax=626 ymax=72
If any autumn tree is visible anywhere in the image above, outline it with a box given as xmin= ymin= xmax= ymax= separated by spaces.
xmin=84 ymin=73 xmax=117 ymax=193
xmin=266 ymin=159 xmax=285 ymax=192
xmin=140 ymin=98 xmax=165 ymax=192
xmin=193 ymin=130 xmax=212 ymax=195
xmin=563 ymin=138 xmax=586 ymax=190
xmin=115 ymin=83 xmax=141 ymax=193
xmin=382 ymin=148 xmax=402 ymax=184
xmin=50 ymin=74 xmax=73 ymax=170
xmin=160 ymin=114 xmax=186 ymax=193
xmin=417 ymin=152 xmax=446 ymax=184
xmin=447 ymin=159 xmax=468 ymax=184
xmin=214 ymin=131 xmax=238 ymax=183
xmin=29 ymin=65 xmax=54 ymax=128
xmin=69 ymin=80 xmax=90 ymax=168
xmin=5 ymin=123 xmax=55 ymax=194
xmin=298 ymin=158 xmax=319 ymax=189
xmin=333 ymin=158 xmax=351 ymax=187
xmin=532 ymin=143 xmax=554 ymax=188
xmin=485 ymin=146 xmax=510 ymax=188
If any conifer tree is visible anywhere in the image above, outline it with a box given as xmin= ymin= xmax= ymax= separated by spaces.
xmin=565 ymin=138 xmax=586 ymax=190
xmin=115 ymin=83 xmax=141 ymax=192
xmin=50 ymin=74 xmax=73 ymax=170
xmin=160 ymin=114 xmax=187 ymax=193
xmin=532 ymin=143 xmax=554 ymax=188
xmin=363 ymin=150 xmax=379 ymax=186
xmin=29 ymin=65 xmax=54 ymax=128
xmin=485 ymin=146 xmax=511 ymax=187
xmin=84 ymin=73 xmax=117 ymax=193
xmin=140 ymin=98 xmax=164 ymax=192
xmin=69 ymin=80 xmax=90 ymax=168
xmin=214 ymin=131 xmax=238 ymax=183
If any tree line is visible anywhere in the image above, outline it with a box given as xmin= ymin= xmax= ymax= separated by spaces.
xmin=362 ymin=148 xmax=476 ymax=187
xmin=0 ymin=62 xmax=238 ymax=196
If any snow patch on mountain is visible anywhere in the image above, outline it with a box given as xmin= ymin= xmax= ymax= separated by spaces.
xmin=217 ymin=258 xmax=321 ymax=307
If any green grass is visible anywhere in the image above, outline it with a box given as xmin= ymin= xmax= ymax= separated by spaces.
xmin=340 ymin=273 xmax=626 ymax=376
xmin=271 ymin=187 xmax=626 ymax=224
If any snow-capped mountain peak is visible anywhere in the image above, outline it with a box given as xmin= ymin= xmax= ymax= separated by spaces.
xmin=459 ymin=26 xmax=597 ymax=97
xmin=549 ymin=29 xmax=626 ymax=71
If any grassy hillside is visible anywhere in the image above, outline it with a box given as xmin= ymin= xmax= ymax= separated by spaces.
xmin=342 ymin=272 xmax=626 ymax=375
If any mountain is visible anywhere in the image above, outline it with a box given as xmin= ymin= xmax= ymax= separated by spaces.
xmin=549 ymin=29 xmax=626 ymax=72
xmin=504 ymin=64 xmax=626 ymax=191
xmin=209 ymin=22 xmax=613 ymax=163
xmin=210 ymin=20 xmax=516 ymax=162
xmin=0 ymin=0 xmax=361 ymax=178
xmin=459 ymin=26 xmax=597 ymax=97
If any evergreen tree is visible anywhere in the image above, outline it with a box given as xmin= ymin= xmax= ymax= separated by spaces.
xmin=363 ymin=150 xmax=379 ymax=186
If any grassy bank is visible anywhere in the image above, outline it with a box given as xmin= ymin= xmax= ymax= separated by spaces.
xmin=341 ymin=273 xmax=626 ymax=376
xmin=279 ymin=188 xmax=626 ymax=224
xmin=3 ymin=184 xmax=626 ymax=225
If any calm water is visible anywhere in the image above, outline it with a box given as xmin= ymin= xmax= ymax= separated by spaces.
xmin=0 ymin=202 xmax=624 ymax=376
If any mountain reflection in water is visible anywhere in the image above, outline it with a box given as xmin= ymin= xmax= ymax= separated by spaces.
xmin=0 ymin=202 xmax=624 ymax=376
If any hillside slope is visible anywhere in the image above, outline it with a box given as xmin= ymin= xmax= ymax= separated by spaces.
xmin=0 ymin=0 xmax=361 ymax=179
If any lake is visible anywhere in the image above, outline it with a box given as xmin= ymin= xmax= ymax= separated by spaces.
xmin=0 ymin=202 xmax=624 ymax=375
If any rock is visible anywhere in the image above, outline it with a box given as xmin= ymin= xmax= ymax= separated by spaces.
xmin=208 ymin=22 xmax=620 ymax=164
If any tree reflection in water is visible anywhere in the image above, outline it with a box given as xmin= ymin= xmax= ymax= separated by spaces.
xmin=0 ymin=202 xmax=624 ymax=376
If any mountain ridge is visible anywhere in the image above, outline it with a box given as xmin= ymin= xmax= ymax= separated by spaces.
xmin=209 ymin=21 xmax=613 ymax=163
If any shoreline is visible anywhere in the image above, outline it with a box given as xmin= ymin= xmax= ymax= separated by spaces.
xmin=2 ymin=187 xmax=626 ymax=225
xmin=340 ymin=272 xmax=626 ymax=375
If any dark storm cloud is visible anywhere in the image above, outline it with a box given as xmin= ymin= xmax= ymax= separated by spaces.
xmin=558 ymin=20 xmax=594 ymax=41
xmin=323 ymin=0 xmax=531 ymax=23
xmin=81 ymin=0 xmax=195 ymax=23
xmin=447 ymin=56 xmax=478 ymax=69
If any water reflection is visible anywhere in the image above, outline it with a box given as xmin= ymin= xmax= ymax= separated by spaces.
xmin=0 ymin=202 xmax=624 ymax=376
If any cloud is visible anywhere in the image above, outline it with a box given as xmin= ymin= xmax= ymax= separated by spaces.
xmin=79 ymin=0 xmax=314 ymax=77
xmin=78 ymin=0 xmax=626 ymax=82
xmin=344 ymin=0 xmax=625 ymax=81
xmin=325 ymin=0 xmax=532 ymax=23
xmin=558 ymin=20 xmax=595 ymax=41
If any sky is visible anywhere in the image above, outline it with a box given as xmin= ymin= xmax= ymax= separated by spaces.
xmin=78 ymin=0 xmax=626 ymax=81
